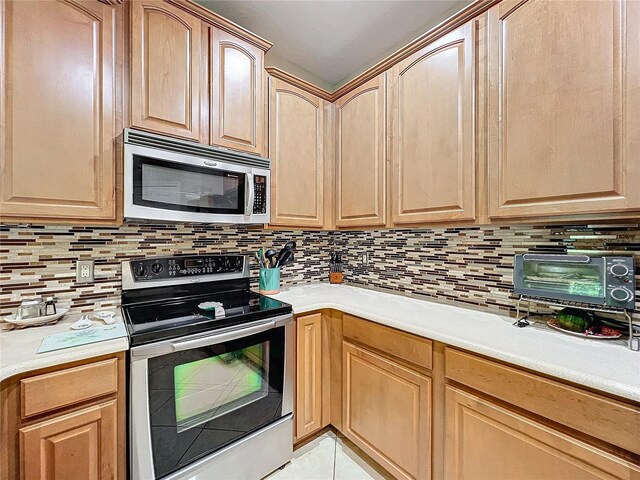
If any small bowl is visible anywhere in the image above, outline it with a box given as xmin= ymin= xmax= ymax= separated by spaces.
xmin=198 ymin=302 xmax=219 ymax=311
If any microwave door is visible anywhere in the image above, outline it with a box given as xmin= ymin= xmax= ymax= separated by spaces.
xmin=127 ymin=151 xmax=251 ymax=222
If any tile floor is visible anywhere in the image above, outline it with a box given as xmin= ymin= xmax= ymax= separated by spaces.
xmin=265 ymin=429 xmax=393 ymax=480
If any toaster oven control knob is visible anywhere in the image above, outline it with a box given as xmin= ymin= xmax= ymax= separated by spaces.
xmin=151 ymin=262 xmax=164 ymax=275
xmin=610 ymin=264 xmax=630 ymax=278
xmin=610 ymin=287 xmax=632 ymax=302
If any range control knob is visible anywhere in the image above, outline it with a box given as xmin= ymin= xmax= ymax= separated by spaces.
xmin=223 ymin=258 xmax=232 ymax=271
xmin=151 ymin=262 xmax=164 ymax=275
xmin=610 ymin=264 xmax=630 ymax=278
xmin=610 ymin=287 xmax=632 ymax=303
xmin=134 ymin=264 xmax=148 ymax=277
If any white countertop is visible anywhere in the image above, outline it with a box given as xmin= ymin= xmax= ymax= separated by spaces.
xmin=270 ymin=284 xmax=640 ymax=403
xmin=0 ymin=310 xmax=129 ymax=382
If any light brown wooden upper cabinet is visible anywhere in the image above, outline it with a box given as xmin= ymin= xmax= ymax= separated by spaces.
xmin=389 ymin=22 xmax=476 ymax=225
xmin=0 ymin=0 xmax=117 ymax=222
xmin=210 ymin=28 xmax=265 ymax=156
xmin=487 ymin=0 xmax=640 ymax=219
xmin=269 ymin=78 xmax=325 ymax=228
xmin=130 ymin=0 xmax=203 ymax=141
xmin=335 ymin=75 xmax=386 ymax=228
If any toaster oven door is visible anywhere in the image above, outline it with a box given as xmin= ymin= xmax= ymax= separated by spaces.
xmin=514 ymin=255 xmax=606 ymax=304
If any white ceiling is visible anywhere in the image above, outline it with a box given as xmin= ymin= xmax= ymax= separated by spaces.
xmin=195 ymin=0 xmax=472 ymax=91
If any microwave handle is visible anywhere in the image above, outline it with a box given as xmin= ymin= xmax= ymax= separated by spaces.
xmin=522 ymin=254 xmax=591 ymax=263
xmin=245 ymin=173 xmax=255 ymax=216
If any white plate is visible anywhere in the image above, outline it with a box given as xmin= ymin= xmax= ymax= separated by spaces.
xmin=4 ymin=308 xmax=68 ymax=327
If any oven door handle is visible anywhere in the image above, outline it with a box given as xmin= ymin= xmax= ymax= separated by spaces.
xmin=130 ymin=314 xmax=293 ymax=359
xmin=170 ymin=318 xmax=277 ymax=352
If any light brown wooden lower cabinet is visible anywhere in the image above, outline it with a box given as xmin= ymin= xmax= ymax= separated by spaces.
xmin=342 ymin=341 xmax=431 ymax=480
xmin=295 ymin=313 xmax=324 ymax=439
xmin=20 ymin=400 xmax=118 ymax=480
xmin=0 ymin=353 xmax=125 ymax=480
xmin=293 ymin=311 xmax=640 ymax=480
xmin=444 ymin=386 xmax=640 ymax=480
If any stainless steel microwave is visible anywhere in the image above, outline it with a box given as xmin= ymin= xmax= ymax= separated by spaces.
xmin=124 ymin=129 xmax=270 ymax=224
xmin=513 ymin=254 xmax=636 ymax=310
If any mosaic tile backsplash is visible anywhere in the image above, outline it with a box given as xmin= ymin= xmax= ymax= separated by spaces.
xmin=336 ymin=224 xmax=640 ymax=320
xmin=0 ymin=224 xmax=334 ymax=316
xmin=1 ymin=223 xmax=638 ymax=321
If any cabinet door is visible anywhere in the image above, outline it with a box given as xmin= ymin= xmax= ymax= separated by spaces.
xmin=487 ymin=0 xmax=640 ymax=218
xmin=389 ymin=22 xmax=475 ymax=225
xmin=444 ymin=386 xmax=640 ymax=480
xmin=130 ymin=0 xmax=202 ymax=140
xmin=343 ymin=341 xmax=431 ymax=480
xmin=210 ymin=28 xmax=265 ymax=155
xmin=20 ymin=400 xmax=118 ymax=480
xmin=335 ymin=75 xmax=386 ymax=227
xmin=0 ymin=0 xmax=116 ymax=221
xmin=296 ymin=313 xmax=323 ymax=440
xmin=269 ymin=78 xmax=325 ymax=227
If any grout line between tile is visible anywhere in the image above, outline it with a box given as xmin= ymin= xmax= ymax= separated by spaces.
xmin=332 ymin=436 xmax=337 ymax=479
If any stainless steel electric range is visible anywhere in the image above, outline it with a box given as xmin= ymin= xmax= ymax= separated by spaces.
xmin=121 ymin=254 xmax=294 ymax=480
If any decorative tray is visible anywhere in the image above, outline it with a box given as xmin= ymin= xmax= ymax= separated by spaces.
xmin=4 ymin=308 xmax=68 ymax=327
xmin=547 ymin=319 xmax=622 ymax=340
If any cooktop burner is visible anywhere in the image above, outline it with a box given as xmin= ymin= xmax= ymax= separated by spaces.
xmin=120 ymin=254 xmax=292 ymax=346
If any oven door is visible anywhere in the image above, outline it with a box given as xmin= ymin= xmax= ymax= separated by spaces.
xmin=513 ymin=254 xmax=606 ymax=304
xmin=124 ymin=143 xmax=269 ymax=224
xmin=130 ymin=315 xmax=293 ymax=480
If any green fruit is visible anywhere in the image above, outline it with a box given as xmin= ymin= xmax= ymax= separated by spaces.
xmin=556 ymin=308 xmax=594 ymax=332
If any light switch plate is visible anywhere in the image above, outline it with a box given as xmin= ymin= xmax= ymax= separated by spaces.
xmin=76 ymin=260 xmax=94 ymax=283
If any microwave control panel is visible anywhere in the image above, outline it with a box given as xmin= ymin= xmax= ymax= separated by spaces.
xmin=253 ymin=175 xmax=267 ymax=215
xmin=130 ymin=255 xmax=245 ymax=281
xmin=605 ymin=257 xmax=636 ymax=309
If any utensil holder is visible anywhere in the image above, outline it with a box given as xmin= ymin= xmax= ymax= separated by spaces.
xmin=259 ymin=268 xmax=281 ymax=294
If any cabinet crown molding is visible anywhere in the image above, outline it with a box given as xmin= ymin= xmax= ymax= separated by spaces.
xmin=266 ymin=67 xmax=333 ymax=102
xmin=166 ymin=0 xmax=273 ymax=52
xmin=270 ymin=0 xmax=499 ymax=103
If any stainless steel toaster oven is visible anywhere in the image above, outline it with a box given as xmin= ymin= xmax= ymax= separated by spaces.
xmin=513 ymin=254 xmax=636 ymax=310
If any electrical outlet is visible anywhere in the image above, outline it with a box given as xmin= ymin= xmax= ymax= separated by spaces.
xmin=361 ymin=252 xmax=369 ymax=266
xmin=76 ymin=260 xmax=94 ymax=283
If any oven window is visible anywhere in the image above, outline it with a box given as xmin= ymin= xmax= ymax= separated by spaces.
xmin=173 ymin=342 xmax=269 ymax=433
xmin=147 ymin=326 xmax=285 ymax=479
xmin=522 ymin=261 xmax=604 ymax=298
xmin=133 ymin=155 xmax=246 ymax=214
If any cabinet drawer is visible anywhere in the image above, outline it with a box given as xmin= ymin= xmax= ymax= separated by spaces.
xmin=343 ymin=314 xmax=432 ymax=370
xmin=445 ymin=348 xmax=640 ymax=455
xmin=21 ymin=358 xmax=118 ymax=418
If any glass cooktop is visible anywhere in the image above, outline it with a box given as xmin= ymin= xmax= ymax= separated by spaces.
xmin=122 ymin=281 xmax=292 ymax=346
